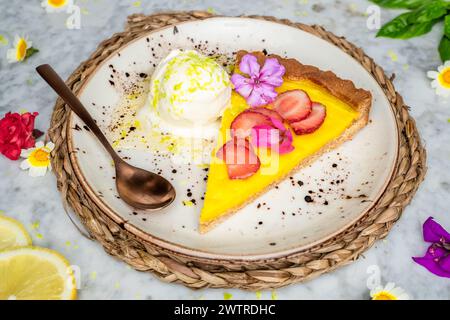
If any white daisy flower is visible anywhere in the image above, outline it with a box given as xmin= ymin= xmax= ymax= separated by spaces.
xmin=370 ymin=282 xmax=410 ymax=300
xmin=6 ymin=35 xmax=32 ymax=63
xmin=427 ymin=61 xmax=450 ymax=98
xmin=41 ymin=0 xmax=72 ymax=13
xmin=20 ymin=141 xmax=55 ymax=177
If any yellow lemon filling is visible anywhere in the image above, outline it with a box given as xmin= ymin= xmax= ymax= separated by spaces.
xmin=200 ymin=79 xmax=359 ymax=225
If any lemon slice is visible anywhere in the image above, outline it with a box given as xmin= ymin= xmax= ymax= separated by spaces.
xmin=0 ymin=247 xmax=77 ymax=300
xmin=0 ymin=215 xmax=32 ymax=250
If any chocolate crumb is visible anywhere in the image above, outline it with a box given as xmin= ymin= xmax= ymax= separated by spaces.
xmin=304 ymin=195 xmax=313 ymax=203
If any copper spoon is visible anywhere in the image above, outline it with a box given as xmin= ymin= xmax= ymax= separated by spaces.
xmin=36 ymin=64 xmax=176 ymax=210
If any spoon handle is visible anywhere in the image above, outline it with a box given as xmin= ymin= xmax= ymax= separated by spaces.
xmin=36 ymin=64 xmax=121 ymax=162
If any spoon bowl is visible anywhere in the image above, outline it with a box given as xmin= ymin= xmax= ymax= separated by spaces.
xmin=36 ymin=64 xmax=176 ymax=211
xmin=115 ymin=160 xmax=175 ymax=210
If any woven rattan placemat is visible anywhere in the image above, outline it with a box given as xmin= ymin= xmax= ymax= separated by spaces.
xmin=49 ymin=11 xmax=426 ymax=290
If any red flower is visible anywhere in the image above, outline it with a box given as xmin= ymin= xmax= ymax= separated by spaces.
xmin=0 ymin=112 xmax=39 ymax=160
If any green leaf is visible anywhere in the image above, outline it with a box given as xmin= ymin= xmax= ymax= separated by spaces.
xmin=369 ymin=0 xmax=432 ymax=9
xmin=439 ymin=35 xmax=450 ymax=62
xmin=406 ymin=1 xmax=448 ymax=23
xmin=25 ymin=47 xmax=39 ymax=60
xmin=377 ymin=12 xmax=411 ymax=37
xmin=445 ymin=15 xmax=450 ymax=38
xmin=377 ymin=12 xmax=440 ymax=39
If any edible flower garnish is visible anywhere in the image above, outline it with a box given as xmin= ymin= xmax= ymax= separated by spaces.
xmin=251 ymin=117 xmax=294 ymax=154
xmin=231 ymin=54 xmax=285 ymax=107
xmin=0 ymin=112 xmax=39 ymax=160
xmin=6 ymin=36 xmax=38 ymax=63
xmin=20 ymin=141 xmax=54 ymax=177
xmin=412 ymin=217 xmax=450 ymax=278
xmin=427 ymin=61 xmax=450 ymax=97
xmin=41 ymin=0 xmax=72 ymax=13
xmin=370 ymin=282 xmax=409 ymax=300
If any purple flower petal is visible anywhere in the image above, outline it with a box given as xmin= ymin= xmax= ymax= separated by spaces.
xmin=259 ymin=58 xmax=286 ymax=87
xmin=231 ymin=74 xmax=253 ymax=98
xmin=239 ymin=54 xmax=260 ymax=77
xmin=246 ymin=83 xmax=278 ymax=107
xmin=413 ymin=244 xmax=450 ymax=278
xmin=259 ymin=83 xmax=279 ymax=100
xmin=439 ymin=254 xmax=450 ymax=272
xmin=425 ymin=243 xmax=447 ymax=259
xmin=423 ymin=217 xmax=450 ymax=244
xmin=246 ymin=85 xmax=269 ymax=107
xmin=412 ymin=256 xmax=450 ymax=278
xmin=246 ymin=91 xmax=266 ymax=107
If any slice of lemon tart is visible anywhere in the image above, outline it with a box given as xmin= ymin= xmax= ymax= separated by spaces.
xmin=199 ymin=51 xmax=372 ymax=233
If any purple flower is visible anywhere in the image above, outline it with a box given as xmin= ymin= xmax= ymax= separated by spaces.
xmin=231 ymin=54 xmax=285 ymax=107
xmin=412 ymin=217 xmax=450 ymax=278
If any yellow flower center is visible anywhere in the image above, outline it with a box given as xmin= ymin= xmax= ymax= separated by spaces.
xmin=372 ymin=291 xmax=397 ymax=300
xmin=16 ymin=39 xmax=27 ymax=61
xmin=28 ymin=148 xmax=50 ymax=167
xmin=439 ymin=68 xmax=450 ymax=89
xmin=48 ymin=0 xmax=67 ymax=7
xmin=443 ymin=70 xmax=450 ymax=84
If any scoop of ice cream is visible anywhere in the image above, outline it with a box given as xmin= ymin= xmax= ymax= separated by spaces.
xmin=146 ymin=49 xmax=231 ymax=138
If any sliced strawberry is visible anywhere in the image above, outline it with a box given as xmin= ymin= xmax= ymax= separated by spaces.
xmin=273 ymin=90 xmax=312 ymax=123
xmin=230 ymin=111 xmax=273 ymax=138
xmin=290 ymin=102 xmax=326 ymax=135
xmin=216 ymin=138 xmax=260 ymax=179
xmin=250 ymin=107 xmax=283 ymax=123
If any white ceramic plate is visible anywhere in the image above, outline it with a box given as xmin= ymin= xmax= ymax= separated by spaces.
xmin=68 ymin=17 xmax=398 ymax=260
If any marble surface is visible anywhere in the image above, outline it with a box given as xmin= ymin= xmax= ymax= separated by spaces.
xmin=0 ymin=0 xmax=449 ymax=300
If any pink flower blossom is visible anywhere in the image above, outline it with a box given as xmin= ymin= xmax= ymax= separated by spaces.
xmin=231 ymin=54 xmax=285 ymax=107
